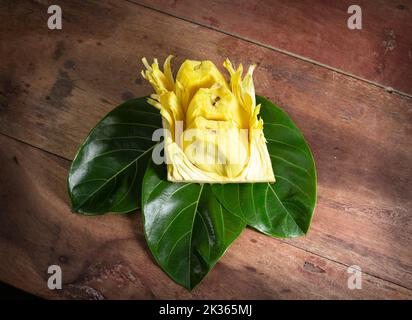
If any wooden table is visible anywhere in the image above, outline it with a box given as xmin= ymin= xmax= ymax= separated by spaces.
xmin=0 ymin=0 xmax=411 ymax=299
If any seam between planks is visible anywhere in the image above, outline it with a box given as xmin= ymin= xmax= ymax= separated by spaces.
xmin=0 ymin=131 xmax=71 ymax=162
xmin=1 ymin=132 xmax=411 ymax=293
xmin=279 ymin=238 xmax=412 ymax=292
xmin=127 ymin=0 xmax=412 ymax=100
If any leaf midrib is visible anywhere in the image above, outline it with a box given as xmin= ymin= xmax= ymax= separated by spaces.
xmin=267 ymin=183 xmax=303 ymax=234
xmin=188 ymin=184 xmax=204 ymax=289
xmin=73 ymin=145 xmax=155 ymax=211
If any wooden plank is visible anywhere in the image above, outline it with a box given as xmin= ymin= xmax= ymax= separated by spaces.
xmin=0 ymin=134 xmax=410 ymax=299
xmin=135 ymin=0 xmax=412 ymax=96
xmin=0 ymin=0 xmax=411 ymax=293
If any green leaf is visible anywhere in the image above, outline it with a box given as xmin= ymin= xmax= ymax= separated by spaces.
xmin=212 ymin=95 xmax=317 ymax=237
xmin=142 ymin=161 xmax=246 ymax=290
xmin=68 ymin=97 xmax=162 ymax=214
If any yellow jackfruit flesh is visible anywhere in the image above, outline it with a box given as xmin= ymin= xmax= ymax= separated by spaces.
xmin=141 ymin=56 xmax=275 ymax=183
xmin=186 ymin=84 xmax=249 ymax=129
xmin=176 ymin=60 xmax=229 ymax=112
xmin=183 ymin=117 xmax=249 ymax=178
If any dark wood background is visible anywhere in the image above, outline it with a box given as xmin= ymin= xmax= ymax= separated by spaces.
xmin=0 ymin=0 xmax=411 ymax=299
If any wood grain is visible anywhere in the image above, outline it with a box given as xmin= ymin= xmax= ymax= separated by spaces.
xmin=0 ymin=0 xmax=411 ymax=298
xmin=0 ymin=134 xmax=410 ymax=299
xmin=135 ymin=0 xmax=412 ymax=96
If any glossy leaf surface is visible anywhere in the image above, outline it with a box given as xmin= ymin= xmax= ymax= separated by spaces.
xmin=68 ymin=97 xmax=161 ymax=214
xmin=142 ymin=161 xmax=246 ymax=290
xmin=212 ymin=95 xmax=317 ymax=237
